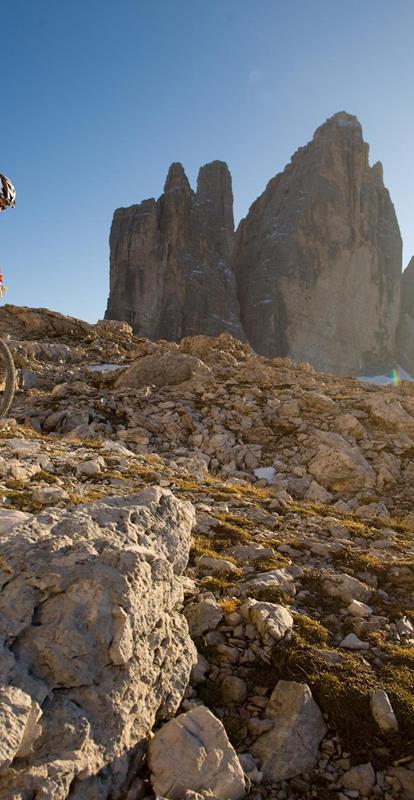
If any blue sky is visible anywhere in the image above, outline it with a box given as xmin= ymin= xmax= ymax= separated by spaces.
xmin=1 ymin=0 xmax=413 ymax=322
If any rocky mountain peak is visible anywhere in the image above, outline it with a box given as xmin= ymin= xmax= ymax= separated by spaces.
xmin=235 ymin=111 xmax=402 ymax=374
xmin=323 ymin=109 xmax=362 ymax=130
xmin=196 ymin=160 xmax=234 ymax=230
xmin=106 ymin=112 xmax=403 ymax=376
xmin=163 ymin=161 xmax=191 ymax=193
xmin=105 ymin=159 xmax=244 ymax=342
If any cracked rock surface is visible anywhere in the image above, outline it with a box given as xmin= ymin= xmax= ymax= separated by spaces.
xmin=0 ymin=307 xmax=413 ymax=797
xmin=0 ymin=487 xmax=196 ymax=799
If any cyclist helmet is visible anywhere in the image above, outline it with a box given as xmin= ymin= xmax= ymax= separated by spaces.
xmin=0 ymin=174 xmax=16 ymax=209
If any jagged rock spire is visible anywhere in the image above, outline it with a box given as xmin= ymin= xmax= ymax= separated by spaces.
xmin=105 ymin=160 xmax=244 ymax=342
xmin=234 ymin=110 xmax=402 ymax=375
xmin=106 ymin=111 xmax=403 ymax=376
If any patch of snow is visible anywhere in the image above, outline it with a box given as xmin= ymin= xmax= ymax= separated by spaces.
xmin=87 ymin=364 xmax=125 ymax=373
xmin=358 ymin=366 xmax=414 ymax=385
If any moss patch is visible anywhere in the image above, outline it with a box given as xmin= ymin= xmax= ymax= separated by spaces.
xmin=293 ymin=613 xmax=330 ymax=645
xmin=268 ymin=634 xmax=414 ymax=763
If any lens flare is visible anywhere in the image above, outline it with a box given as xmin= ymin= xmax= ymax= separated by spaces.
xmin=391 ymin=367 xmax=400 ymax=386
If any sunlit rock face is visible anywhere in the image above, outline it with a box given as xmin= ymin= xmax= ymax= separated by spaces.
xmin=234 ymin=112 xmax=402 ymax=375
xmin=396 ymin=256 xmax=414 ymax=373
xmin=105 ymin=161 xmax=245 ymax=343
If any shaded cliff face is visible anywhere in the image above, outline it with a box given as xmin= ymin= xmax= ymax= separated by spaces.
xmin=234 ymin=112 xmax=402 ymax=375
xmin=396 ymin=256 xmax=414 ymax=372
xmin=105 ymin=161 xmax=245 ymax=342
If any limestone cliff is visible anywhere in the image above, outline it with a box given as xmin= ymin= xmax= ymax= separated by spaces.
xmin=234 ymin=112 xmax=402 ymax=375
xmin=106 ymin=113 xmax=403 ymax=376
xmin=105 ymin=161 xmax=245 ymax=342
xmin=396 ymin=256 xmax=414 ymax=372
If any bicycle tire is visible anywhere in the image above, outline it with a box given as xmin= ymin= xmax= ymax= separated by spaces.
xmin=0 ymin=338 xmax=16 ymax=416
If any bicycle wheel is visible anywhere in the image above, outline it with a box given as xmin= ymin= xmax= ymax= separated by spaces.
xmin=0 ymin=338 xmax=16 ymax=416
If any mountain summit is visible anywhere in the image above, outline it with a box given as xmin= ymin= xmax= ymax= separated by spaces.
xmin=105 ymin=113 xmax=403 ymax=375
xmin=105 ymin=159 xmax=244 ymax=343
xmin=235 ymin=110 xmax=402 ymax=374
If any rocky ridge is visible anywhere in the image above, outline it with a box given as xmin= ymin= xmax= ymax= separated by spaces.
xmin=106 ymin=112 xmax=405 ymax=376
xmin=1 ymin=304 xmax=414 ymax=798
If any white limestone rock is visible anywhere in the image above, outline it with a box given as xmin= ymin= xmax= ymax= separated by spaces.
xmin=340 ymin=633 xmax=369 ymax=650
xmin=184 ymin=596 xmax=224 ymax=638
xmin=0 ymin=686 xmax=42 ymax=770
xmin=240 ymin=599 xmax=293 ymax=641
xmin=0 ymin=487 xmax=197 ymax=799
xmin=239 ymin=565 xmax=301 ymax=597
xmin=148 ymin=705 xmax=245 ymax=800
xmin=252 ymin=681 xmax=327 ymax=781
xmin=308 ymin=431 xmax=375 ymax=492
xmin=370 ymin=689 xmax=398 ymax=733
xmin=196 ymin=554 xmax=241 ymax=575
xmin=347 ymin=599 xmax=373 ymax=618
xmin=0 ymin=509 xmax=32 ymax=536
xmin=322 ymin=572 xmax=371 ymax=603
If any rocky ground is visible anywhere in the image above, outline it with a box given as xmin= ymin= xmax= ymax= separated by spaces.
xmin=1 ymin=305 xmax=414 ymax=799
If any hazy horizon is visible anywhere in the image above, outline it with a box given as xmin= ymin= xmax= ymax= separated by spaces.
xmin=1 ymin=0 xmax=414 ymax=323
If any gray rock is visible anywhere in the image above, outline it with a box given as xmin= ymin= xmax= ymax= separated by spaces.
xmin=323 ymin=572 xmax=371 ymax=603
xmin=0 ymin=487 xmax=197 ymax=799
xmin=340 ymin=762 xmax=376 ymax=795
xmin=221 ymin=676 xmax=247 ymax=704
xmin=397 ymin=256 xmax=414 ymax=374
xmin=21 ymin=368 xmax=40 ymax=389
xmin=234 ymin=111 xmax=401 ymax=375
xmin=226 ymin=543 xmax=275 ymax=562
xmin=0 ymin=509 xmax=32 ymax=535
xmin=190 ymin=654 xmax=210 ymax=686
xmin=0 ymin=686 xmax=41 ymax=770
xmin=148 ymin=705 xmax=245 ymax=800
xmin=184 ymin=596 xmax=224 ymax=638
xmin=240 ymin=599 xmax=293 ymax=641
xmin=389 ymin=766 xmax=414 ymax=799
xmin=252 ymin=681 xmax=327 ymax=781
xmin=340 ymin=633 xmax=369 ymax=650
xmin=370 ymin=689 xmax=398 ymax=733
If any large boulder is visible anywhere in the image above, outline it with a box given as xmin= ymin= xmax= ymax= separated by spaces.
xmin=0 ymin=487 xmax=197 ymax=799
xmin=240 ymin=599 xmax=294 ymax=641
xmin=364 ymin=394 xmax=414 ymax=434
xmin=115 ymin=350 xmax=212 ymax=389
xmin=148 ymin=705 xmax=246 ymax=800
xmin=252 ymin=681 xmax=326 ymax=782
xmin=308 ymin=431 xmax=375 ymax=492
